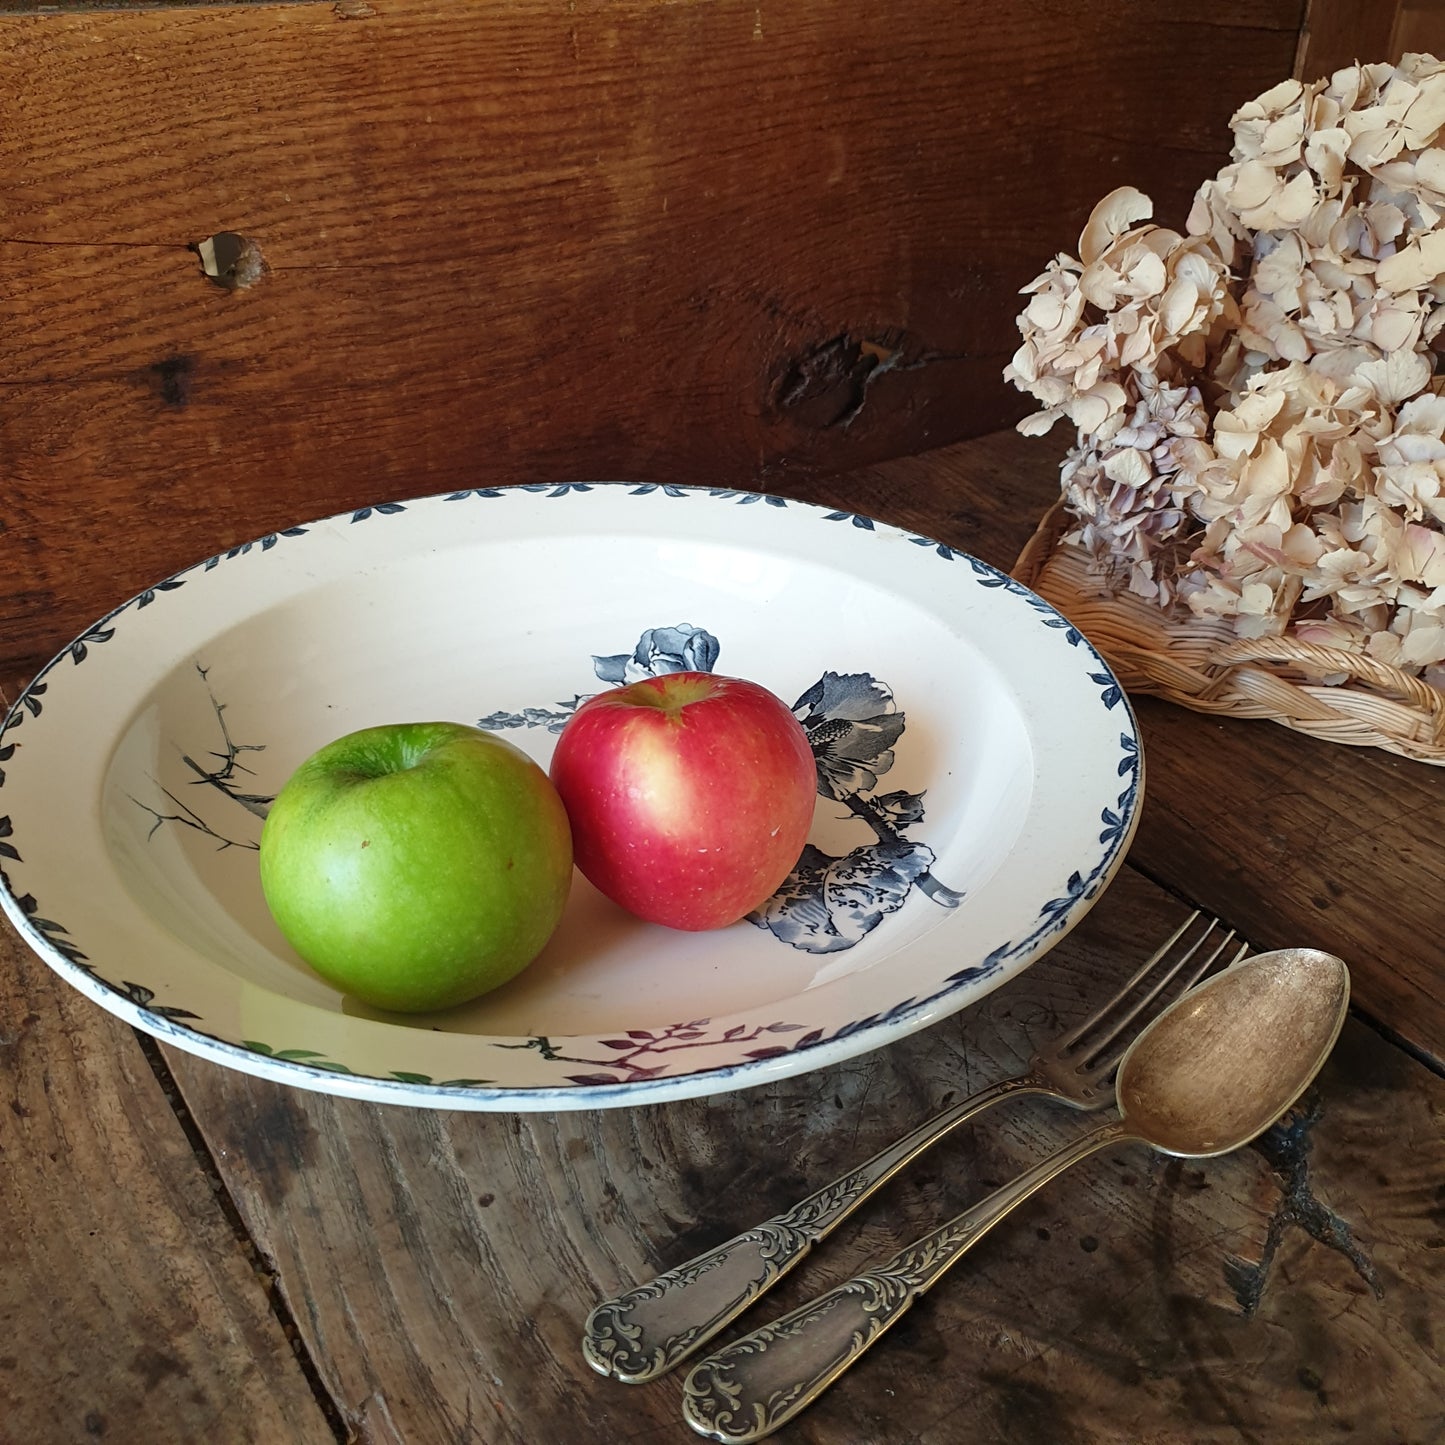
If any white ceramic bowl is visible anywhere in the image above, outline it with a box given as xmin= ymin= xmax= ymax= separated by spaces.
xmin=0 ymin=483 xmax=1142 ymax=1108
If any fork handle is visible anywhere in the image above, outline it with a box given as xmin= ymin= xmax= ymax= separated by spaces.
xmin=582 ymin=1075 xmax=1045 ymax=1382
xmin=682 ymin=1119 xmax=1136 ymax=1442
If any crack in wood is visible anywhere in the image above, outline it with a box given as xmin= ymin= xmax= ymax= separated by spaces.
xmin=1224 ymin=1092 xmax=1383 ymax=1316
xmin=0 ymin=235 xmax=187 ymax=249
xmin=130 ymin=1032 xmax=351 ymax=1445
xmin=773 ymin=331 xmax=982 ymax=431
xmin=1349 ymin=1005 xmax=1445 ymax=1082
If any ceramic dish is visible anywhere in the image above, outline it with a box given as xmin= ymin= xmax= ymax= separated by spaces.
xmin=0 ymin=484 xmax=1143 ymax=1109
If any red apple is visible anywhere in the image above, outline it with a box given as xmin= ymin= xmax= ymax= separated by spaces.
xmin=549 ymin=672 xmax=817 ymax=930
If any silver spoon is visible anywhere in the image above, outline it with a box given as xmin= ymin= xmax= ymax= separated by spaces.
xmin=682 ymin=946 xmax=1351 ymax=1442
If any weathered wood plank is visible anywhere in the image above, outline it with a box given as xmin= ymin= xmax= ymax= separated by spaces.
xmin=1128 ymin=693 xmax=1445 ymax=1069
xmin=1296 ymin=0 xmax=1400 ymax=81
xmin=0 ymin=0 xmax=1303 ymax=677
xmin=0 ymin=2 xmax=303 ymax=10
xmin=158 ymin=868 xmax=1445 ymax=1442
xmin=1392 ymin=1 xmax=1445 ymax=62
xmin=0 ymin=864 xmax=337 ymax=1442
xmin=1294 ymin=0 xmax=1445 ymax=87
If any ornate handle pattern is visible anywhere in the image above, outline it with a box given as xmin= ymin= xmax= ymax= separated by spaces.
xmin=582 ymin=1076 xmax=1041 ymax=1382
xmin=682 ymin=1119 xmax=1135 ymax=1442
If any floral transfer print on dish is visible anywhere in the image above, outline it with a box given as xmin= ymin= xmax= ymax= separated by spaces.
xmin=98 ymin=629 xmax=1134 ymax=1088
xmin=496 ymin=1019 xmax=826 ymax=1089
xmin=478 ymin=623 xmax=963 ymax=955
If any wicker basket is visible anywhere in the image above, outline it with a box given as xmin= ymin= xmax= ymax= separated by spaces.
xmin=1011 ymin=499 xmax=1445 ymax=766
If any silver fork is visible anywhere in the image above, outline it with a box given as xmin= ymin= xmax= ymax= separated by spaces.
xmin=582 ymin=911 xmax=1246 ymax=1384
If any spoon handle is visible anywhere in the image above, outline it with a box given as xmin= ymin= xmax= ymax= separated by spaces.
xmin=681 ymin=1118 xmax=1136 ymax=1443
xmin=582 ymin=1077 xmax=1045 ymax=1382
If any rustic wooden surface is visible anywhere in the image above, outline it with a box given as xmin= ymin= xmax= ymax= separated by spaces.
xmin=6 ymin=9 xmax=1443 ymax=1437
xmin=160 ymin=872 xmax=1445 ymax=1445
xmin=3 ymin=431 xmax=1444 ymax=1443
xmin=1392 ymin=1 xmax=1445 ymax=62
xmin=0 ymin=0 xmax=1306 ymax=678
xmin=1297 ymin=0 xmax=1400 ymax=81
xmin=0 ymin=874 xmax=337 ymax=1445
xmin=1128 ymin=693 xmax=1445 ymax=1067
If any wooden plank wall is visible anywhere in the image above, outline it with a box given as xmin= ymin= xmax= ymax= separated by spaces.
xmin=3 ymin=0 xmax=1442 ymax=684
xmin=5 ymin=2 xmax=1439 ymax=684
xmin=1297 ymin=0 xmax=1445 ymax=80
xmin=0 ymin=0 xmax=1305 ymax=676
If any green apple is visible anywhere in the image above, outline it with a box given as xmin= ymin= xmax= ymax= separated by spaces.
xmin=259 ymin=721 xmax=572 ymax=1012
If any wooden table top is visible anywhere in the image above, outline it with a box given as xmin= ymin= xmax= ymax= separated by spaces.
xmin=3 ymin=428 xmax=1442 ymax=1445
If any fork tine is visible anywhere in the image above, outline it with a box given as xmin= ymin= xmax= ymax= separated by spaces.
xmin=1052 ymin=909 xmax=1202 ymax=1051
xmin=1076 ymin=925 xmax=1246 ymax=1070
xmin=1166 ymin=936 xmax=1250 ymax=1003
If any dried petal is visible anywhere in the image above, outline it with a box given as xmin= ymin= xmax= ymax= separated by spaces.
xmin=1400 ymin=624 xmax=1445 ymax=665
xmin=1375 ymin=229 xmax=1445 ymax=292
xmin=1305 ymin=127 xmax=1351 ymax=191
xmin=1079 ymin=187 xmax=1155 ymax=265
xmin=1398 ymin=522 xmax=1445 ymax=583
xmin=1403 ymin=72 xmax=1445 ymax=148
xmin=1355 ymin=348 xmax=1433 ymax=401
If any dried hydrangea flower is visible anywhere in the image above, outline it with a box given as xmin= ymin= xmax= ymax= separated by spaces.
xmin=1006 ymin=54 xmax=1445 ymax=685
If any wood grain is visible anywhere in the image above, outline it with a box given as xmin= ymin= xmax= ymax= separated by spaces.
xmin=157 ymin=869 xmax=1445 ymax=1443
xmin=1391 ymin=1 xmax=1445 ymax=62
xmin=0 ymin=0 xmax=1302 ymax=677
xmin=1296 ymin=0 xmax=1401 ymax=80
xmin=0 ymin=885 xmax=335 ymax=1445
xmin=1128 ymin=693 xmax=1445 ymax=1068
xmin=1295 ymin=0 xmax=1445 ymax=83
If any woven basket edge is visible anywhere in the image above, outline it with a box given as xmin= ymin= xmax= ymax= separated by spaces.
xmin=1010 ymin=506 xmax=1445 ymax=766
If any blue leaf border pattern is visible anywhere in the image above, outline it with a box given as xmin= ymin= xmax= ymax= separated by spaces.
xmin=0 ymin=483 xmax=1142 ymax=1101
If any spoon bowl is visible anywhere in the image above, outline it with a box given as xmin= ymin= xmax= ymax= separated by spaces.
xmin=1116 ymin=946 xmax=1350 ymax=1157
